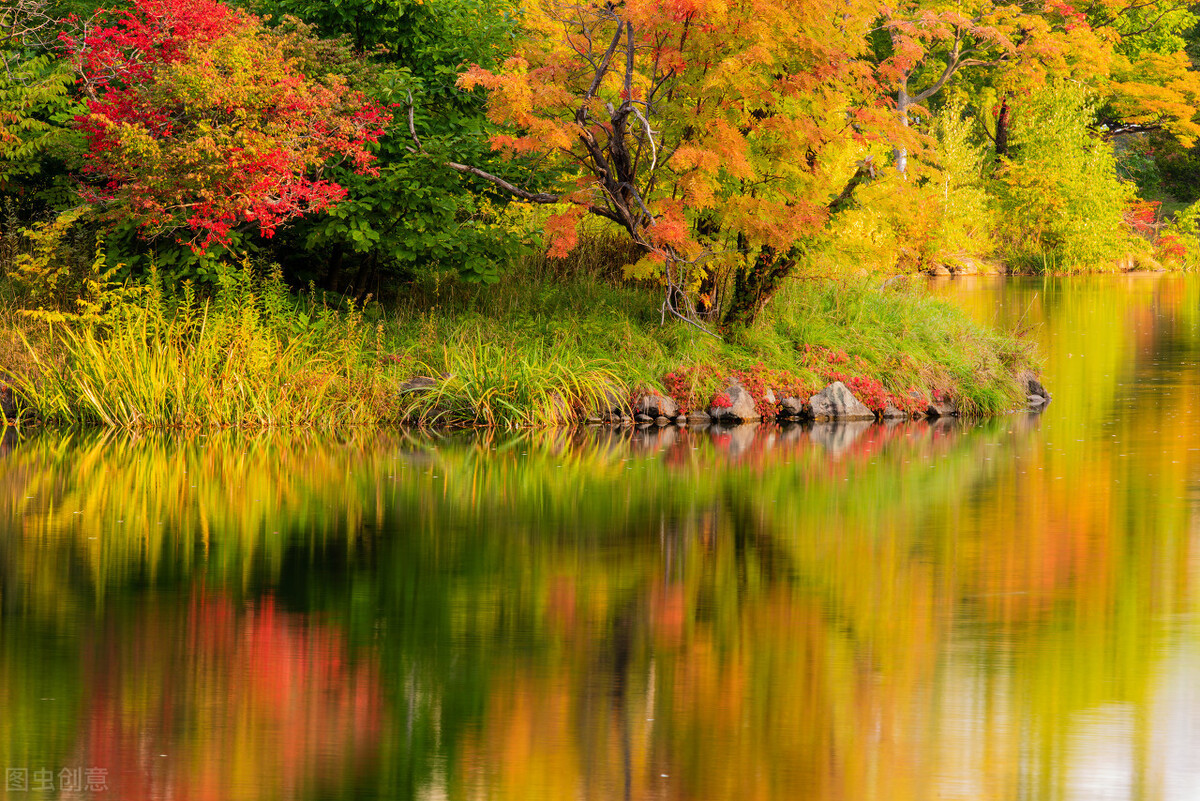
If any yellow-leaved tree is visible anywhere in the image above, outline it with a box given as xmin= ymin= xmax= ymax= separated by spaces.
xmin=444 ymin=0 xmax=897 ymax=330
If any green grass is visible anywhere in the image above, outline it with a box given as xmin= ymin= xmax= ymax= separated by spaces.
xmin=4 ymin=252 xmax=1035 ymax=429
xmin=10 ymin=265 xmax=399 ymax=428
xmin=381 ymin=258 xmax=1032 ymax=421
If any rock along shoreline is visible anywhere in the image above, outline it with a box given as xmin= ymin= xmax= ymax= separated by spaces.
xmin=396 ymin=370 xmax=1053 ymax=430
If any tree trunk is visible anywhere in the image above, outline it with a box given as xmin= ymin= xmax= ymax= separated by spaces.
xmin=895 ymin=82 xmax=910 ymax=178
xmin=994 ymin=95 xmax=1011 ymax=161
xmin=694 ymin=213 xmax=723 ymax=319
xmin=721 ymin=162 xmax=873 ymax=330
xmin=722 ymin=246 xmax=796 ymax=330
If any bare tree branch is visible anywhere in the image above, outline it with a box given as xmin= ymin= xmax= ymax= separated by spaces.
xmin=445 ymin=161 xmax=563 ymax=203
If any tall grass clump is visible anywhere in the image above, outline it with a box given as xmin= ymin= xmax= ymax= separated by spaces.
xmin=16 ymin=261 xmax=397 ymax=428
xmin=398 ymin=330 xmax=624 ymax=428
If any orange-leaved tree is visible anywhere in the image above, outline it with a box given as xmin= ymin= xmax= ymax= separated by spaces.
xmin=447 ymin=0 xmax=897 ymax=331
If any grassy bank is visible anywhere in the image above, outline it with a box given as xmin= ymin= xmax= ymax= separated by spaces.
xmin=1 ymin=258 xmax=1035 ymax=429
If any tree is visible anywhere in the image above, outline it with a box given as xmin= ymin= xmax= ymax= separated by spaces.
xmin=246 ymin=0 xmax=526 ymax=292
xmin=450 ymin=0 xmax=895 ymax=330
xmin=872 ymin=0 xmax=1127 ymax=175
xmin=0 ymin=0 xmax=81 ymax=212
xmin=61 ymin=0 xmax=389 ymax=253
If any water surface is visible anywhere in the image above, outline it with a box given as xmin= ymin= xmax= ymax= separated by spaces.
xmin=3 ymin=274 xmax=1200 ymax=800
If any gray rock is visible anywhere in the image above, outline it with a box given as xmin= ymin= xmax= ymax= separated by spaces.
xmin=881 ymin=403 xmax=908 ymax=419
xmin=635 ymin=413 xmax=653 ymax=423
xmin=633 ymin=392 xmax=678 ymax=418
xmin=708 ymin=381 xmax=759 ymax=423
xmin=596 ymin=385 xmax=628 ymax=417
xmin=399 ymin=375 xmax=439 ymax=393
xmin=675 ymin=415 xmax=687 ymax=425
xmin=687 ymin=411 xmax=711 ymax=426
xmin=655 ymin=416 xmax=669 ymax=426
xmin=1 ymin=381 xmax=17 ymax=420
xmin=809 ymin=381 xmax=874 ymax=421
xmin=762 ymin=387 xmax=777 ymax=406
xmin=779 ymin=396 xmax=809 ymax=418
xmin=926 ymin=396 xmax=958 ymax=418
xmin=1018 ymin=370 xmax=1051 ymax=404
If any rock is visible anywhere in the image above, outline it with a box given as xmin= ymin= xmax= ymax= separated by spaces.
xmin=926 ymin=398 xmax=958 ymax=418
xmin=399 ymin=375 xmax=439 ymax=393
xmin=655 ymin=416 xmax=669 ymax=426
xmin=687 ymin=411 xmax=711 ymax=426
xmin=929 ymin=264 xmax=952 ymax=276
xmin=809 ymin=381 xmax=874 ymax=421
xmin=881 ymin=403 xmax=908 ymax=420
xmin=633 ymin=391 xmax=678 ymax=419
xmin=586 ymin=416 xmax=603 ymax=424
xmin=675 ymin=415 xmax=687 ymax=425
xmin=762 ymin=387 xmax=777 ymax=406
xmin=941 ymin=254 xmax=1000 ymax=276
xmin=708 ymin=380 xmax=759 ymax=423
xmin=779 ymin=396 xmax=809 ymax=419
xmin=1027 ymin=394 xmax=1047 ymax=406
xmin=596 ymin=385 xmax=628 ymax=417
xmin=1018 ymin=370 xmax=1051 ymax=404
xmin=1 ymin=381 xmax=18 ymax=420
xmin=635 ymin=413 xmax=653 ymax=423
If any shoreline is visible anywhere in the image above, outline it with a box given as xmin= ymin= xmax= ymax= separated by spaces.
xmin=1 ymin=269 xmax=1041 ymax=431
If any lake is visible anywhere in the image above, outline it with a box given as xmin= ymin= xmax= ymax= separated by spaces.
xmin=3 ymin=274 xmax=1199 ymax=800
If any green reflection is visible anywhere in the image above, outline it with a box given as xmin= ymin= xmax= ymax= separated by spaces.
xmin=3 ymin=275 xmax=1200 ymax=801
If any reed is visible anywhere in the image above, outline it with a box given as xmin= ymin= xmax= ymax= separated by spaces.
xmin=15 ymin=264 xmax=398 ymax=429
xmin=398 ymin=331 xmax=623 ymax=428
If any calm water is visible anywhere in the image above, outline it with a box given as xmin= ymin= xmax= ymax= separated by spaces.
xmin=3 ymin=274 xmax=1200 ymax=800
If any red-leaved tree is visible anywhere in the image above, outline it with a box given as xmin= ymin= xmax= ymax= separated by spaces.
xmin=61 ymin=0 xmax=389 ymax=252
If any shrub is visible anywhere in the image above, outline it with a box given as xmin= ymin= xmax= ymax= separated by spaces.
xmin=992 ymin=82 xmax=1137 ymax=272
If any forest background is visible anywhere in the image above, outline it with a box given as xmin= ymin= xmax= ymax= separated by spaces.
xmin=2 ymin=0 xmax=1200 ymax=428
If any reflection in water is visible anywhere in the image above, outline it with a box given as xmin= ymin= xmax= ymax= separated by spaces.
xmin=3 ymin=275 xmax=1200 ymax=800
